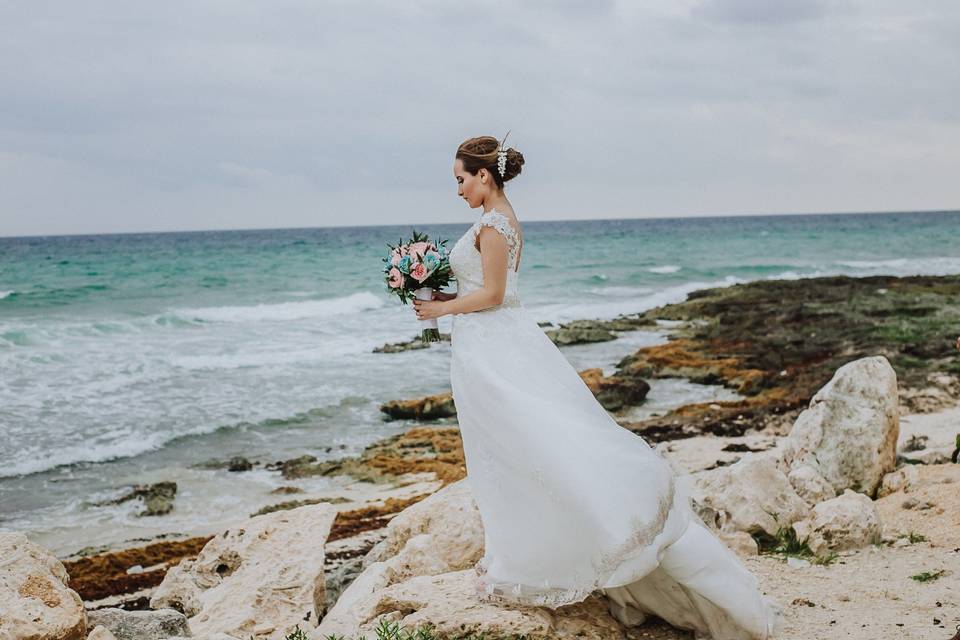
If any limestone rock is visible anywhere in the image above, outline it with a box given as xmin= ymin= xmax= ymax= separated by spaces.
xmin=86 ymin=608 xmax=189 ymax=640
xmin=717 ymin=530 xmax=759 ymax=556
xmin=781 ymin=356 xmax=899 ymax=497
xmin=787 ymin=464 xmax=837 ymax=506
xmin=0 ymin=533 xmax=86 ymax=640
xmin=323 ymin=480 xmax=484 ymax=634
xmin=878 ymin=465 xmax=921 ymax=497
xmin=150 ymin=503 xmax=337 ymax=640
xmin=792 ymin=489 xmax=882 ymax=557
xmin=312 ymin=569 xmax=623 ymax=640
xmin=364 ymin=478 xmax=483 ymax=571
xmin=86 ymin=626 xmax=118 ymax=640
xmin=693 ymin=456 xmax=809 ymax=538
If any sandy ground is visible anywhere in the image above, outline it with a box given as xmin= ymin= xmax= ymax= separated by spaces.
xmin=622 ymin=402 xmax=960 ymax=640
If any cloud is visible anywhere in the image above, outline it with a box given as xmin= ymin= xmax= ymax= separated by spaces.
xmin=0 ymin=0 xmax=958 ymax=236
xmin=692 ymin=0 xmax=830 ymax=25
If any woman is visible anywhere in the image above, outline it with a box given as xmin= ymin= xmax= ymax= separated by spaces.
xmin=413 ymin=134 xmax=783 ymax=639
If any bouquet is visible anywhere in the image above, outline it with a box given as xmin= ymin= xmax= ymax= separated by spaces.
xmin=383 ymin=230 xmax=454 ymax=342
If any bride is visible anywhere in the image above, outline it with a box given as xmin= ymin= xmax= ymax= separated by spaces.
xmin=412 ymin=134 xmax=783 ymax=640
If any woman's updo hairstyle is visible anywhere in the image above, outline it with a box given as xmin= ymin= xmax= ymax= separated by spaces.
xmin=456 ymin=131 xmax=525 ymax=189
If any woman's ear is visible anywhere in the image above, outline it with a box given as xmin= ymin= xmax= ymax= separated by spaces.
xmin=478 ymin=168 xmax=487 ymax=184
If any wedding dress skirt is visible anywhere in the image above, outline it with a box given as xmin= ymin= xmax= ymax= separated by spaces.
xmin=446 ymin=211 xmax=782 ymax=639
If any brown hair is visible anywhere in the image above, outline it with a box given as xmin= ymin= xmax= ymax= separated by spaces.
xmin=455 ymin=132 xmax=525 ymax=189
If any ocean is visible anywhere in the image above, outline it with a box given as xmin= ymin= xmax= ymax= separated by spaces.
xmin=2 ymin=209 xmax=959 ymax=555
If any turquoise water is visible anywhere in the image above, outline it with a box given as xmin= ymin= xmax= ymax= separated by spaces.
xmin=1 ymin=209 xmax=959 ymax=552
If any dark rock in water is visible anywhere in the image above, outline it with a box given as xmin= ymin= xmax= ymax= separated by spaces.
xmin=374 ymin=333 xmax=450 ymax=353
xmin=251 ymin=495 xmax=351 ymax=517
xmin=578 ymin=368 xmax=650 ymax=411
xmin=266 ymin=454 xmax=319 ymax=479
xmin=380 ymin=393 xmax=457 ymax=421
xmin=546 ymin=325 xmax=617 ymax=346
xmin=139 ymin=483 xmax=177 ymax=517
xmin=95 ymin=481 xmax=178 ymax=517
xmin=227 ymin=456 xmax=253 ymax=472
xmin=271 ymin=485 xmax=306 ymax=495
xmin=86 ymin=607 xmax=189 ymax=640
xmin=545 ymin=316 xmax=655 ymax=346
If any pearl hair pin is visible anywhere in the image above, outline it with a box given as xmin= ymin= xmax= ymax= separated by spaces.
xmin=496 ymin=130 xmax=511 ymax=178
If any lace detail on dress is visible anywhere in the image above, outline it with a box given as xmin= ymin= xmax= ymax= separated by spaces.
xmin=448 ymin=210 xmax=523 ymax=315
xmin=474 ymin=211 xmax=521 ymax=271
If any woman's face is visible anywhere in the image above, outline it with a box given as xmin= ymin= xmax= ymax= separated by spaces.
xmin=454 ymin=158 xmax=489 ymax=209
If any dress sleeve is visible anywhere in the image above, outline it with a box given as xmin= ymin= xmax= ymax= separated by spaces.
xmin=474 ymin=212 xmax=517 ymax=249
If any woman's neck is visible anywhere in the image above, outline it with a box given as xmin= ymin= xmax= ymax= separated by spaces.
xmin=482 ymin=196 xmax=510 ymax=215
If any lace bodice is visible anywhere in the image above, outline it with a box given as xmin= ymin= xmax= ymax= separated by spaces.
xmin=448 ymin=211 xmax=522 ymax=308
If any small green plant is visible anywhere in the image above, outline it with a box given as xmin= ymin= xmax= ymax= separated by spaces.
xmin=910 ymin=570 xmax=945 ymax=583
xmin=285 ymin=626 xmax=310 ymax=640
xmin=322 ymin=621 xmax=531 ymax=640
xmin=907 ymin=531 xmax=928 ymax=544
xmin=753 ymin=524 xmax=838 ymax=565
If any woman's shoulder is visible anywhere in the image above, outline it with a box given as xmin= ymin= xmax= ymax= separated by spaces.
xmin=476 ymin=210 xmax=519 ymax=240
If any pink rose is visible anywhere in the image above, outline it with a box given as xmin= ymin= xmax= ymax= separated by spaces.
xmin=388 ymin=267 xmax=403 ymax=288
xmin=410 ymin=262 xmax=428 ymax=282
xmin=409 ymin=242 xmax=430 ymax=259
xmin=391 ymin=250 xmax=401 ymax=267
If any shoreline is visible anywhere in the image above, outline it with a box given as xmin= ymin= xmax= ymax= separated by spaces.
xmin=9 ymin=272 xmax=960 ymax=613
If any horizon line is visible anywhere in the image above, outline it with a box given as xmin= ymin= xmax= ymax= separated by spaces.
xmin=2 ymin=206 xmax=958 ymax=240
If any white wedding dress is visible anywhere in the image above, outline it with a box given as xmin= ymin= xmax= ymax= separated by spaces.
xmin=447 ymin=210 xmax=783 ymax=639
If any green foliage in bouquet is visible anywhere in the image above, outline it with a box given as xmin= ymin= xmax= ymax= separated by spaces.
xmin=382 ymin=229 xmax=455 ymax=305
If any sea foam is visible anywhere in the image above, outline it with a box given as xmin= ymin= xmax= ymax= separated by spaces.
xmin=174 ymin=291 xmax=384 ymax=323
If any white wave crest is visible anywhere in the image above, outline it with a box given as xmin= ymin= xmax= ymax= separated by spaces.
xmin=588 ymin=286 xmax=654 ymax=297
xmin=834 ymin=256 xmax=960 ymax=275
xmin=535 ymin=276 xmax=744 ymax=324
xmin=174 ymin=291 xmax=384 ymax=323
xmin=647 ymin=265 xmax=681 ymax=274
xmin=0 ymin=290 xmax=14 ymax=299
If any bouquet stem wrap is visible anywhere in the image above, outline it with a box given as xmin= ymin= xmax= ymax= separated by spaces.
xmin=415 ymin=287 xmax=440 ymax=342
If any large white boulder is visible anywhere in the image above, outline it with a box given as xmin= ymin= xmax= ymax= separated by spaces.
xmin=781 ymin=356 xmax=899 ymax=497
xmin=692 ymin=456 xmax=810 ymax=538
xmin=792 ymin=489 xmax=882 ymax=557
xmin=150 ymin=503 xmax=337 ymax=640
xmin=0 ymin=533 xmax=86 ymax=640
xmin=363 ymin=478 xmax=484 ymax=574
xmin=313 ymin=569 xmax=623 ymax=640
xmin=317 ymin=479 xmax=484 ymax=637
xmin=787 ymin=464 xmax=837 ymax=506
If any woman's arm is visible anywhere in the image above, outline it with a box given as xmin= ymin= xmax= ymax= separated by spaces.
xmin=414 ymin=227 xmax=508 ymax=320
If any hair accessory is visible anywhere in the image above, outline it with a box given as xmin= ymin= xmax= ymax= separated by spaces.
xmin=496 ymin=130 xmax=511 ymax=178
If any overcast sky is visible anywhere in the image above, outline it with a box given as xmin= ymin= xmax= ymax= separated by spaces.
xmin=1 ymin=0 xmax=958 ymax=237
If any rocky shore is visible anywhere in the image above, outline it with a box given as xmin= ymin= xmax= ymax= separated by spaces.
xmin=3 ymin=274 xmax=959 ymax=640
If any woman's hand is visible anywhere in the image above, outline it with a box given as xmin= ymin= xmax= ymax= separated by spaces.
xmin=413 ymin=298 xmax=448 ymax=321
